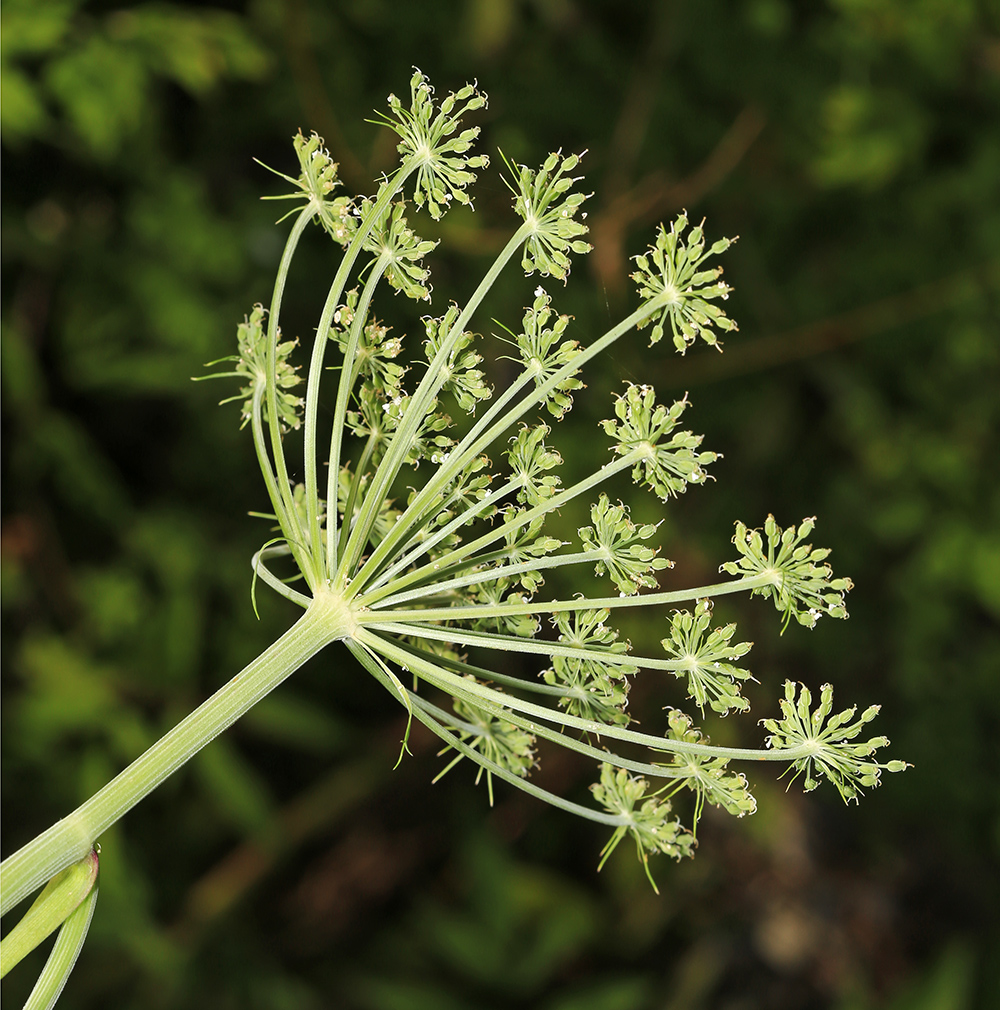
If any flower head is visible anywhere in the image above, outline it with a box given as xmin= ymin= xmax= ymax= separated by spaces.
xmin=632 ymin=212 xmax=737 ymax=353
xmin=379 ymin=69 xmax=489 ymax=220
xmin=505 ymin=150 xmax=592 ymax=281
xmin=762 ymin=681 xmax=909 ymax=802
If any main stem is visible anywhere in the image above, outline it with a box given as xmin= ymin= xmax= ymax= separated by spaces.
xmin=0 ymin=593 xmax=350 ymax=918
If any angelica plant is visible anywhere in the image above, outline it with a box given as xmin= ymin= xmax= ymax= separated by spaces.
xmin=0 ymin=71 xmax=907 ymax=1001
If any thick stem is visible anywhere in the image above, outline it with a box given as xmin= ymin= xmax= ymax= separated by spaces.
xmin=0 ymin=593 xmax=351 ymax=918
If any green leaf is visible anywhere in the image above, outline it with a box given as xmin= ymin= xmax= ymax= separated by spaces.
xmin=20 ymin=884 xmax=98 ymax=1010
xmin=0 ymin=848 xmax=99 ymax=978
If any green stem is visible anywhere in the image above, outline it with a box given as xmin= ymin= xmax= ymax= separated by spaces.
xmin=249 ymin=384 xmax=289 ymax=540
xmin=338 ymin=224 xmax=533 ymax=581
xmin=264 ymin=208 xmax=314 ymax=582
xmin=0 ymin=594 xmax=351 ymax=918
xmin=337 ymin=434 xmax=377 ymax=560
xmin=251 ymin=546 xmax=313 ymax=609
xmin=357 ymin=626 xmax=793 ymax=762
xmin=346 ymin=641 xmax=627 ymax=827
xmin=357 ymin=451 xmax=641 ymax=605
xmin=357 ymin=373 xmax=536 ymax=589
xmin=388 ymin=639 xmax=569 ymax=698
xmin=411 ymin=691 xmax=694 ymax=783
xmin=368 ymin=550 xmax=602 ymax=609
xmin=363 ymin=621 xmax=682 ymax=672
xmin=361 ymin=572 xmax=778 ymax=624
xmin=361 ymin=477 xmax=523 ymax=599
xmin=22 ymin=885 xmax=98 ymax=1010
xmin=305 ymin=172 xmax=414 ymax=582
xmin=348 ymin=297 xmax=666 ymax=598
xmin=325 ymin=254 xmax=391 ymax=570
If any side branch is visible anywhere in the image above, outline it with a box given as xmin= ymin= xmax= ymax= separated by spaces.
xmin=360 ymin=572 xmax=778 ymax=622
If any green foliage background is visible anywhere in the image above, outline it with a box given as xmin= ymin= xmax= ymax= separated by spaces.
xmin=2 ymin=1 xmax=998 ymax=1007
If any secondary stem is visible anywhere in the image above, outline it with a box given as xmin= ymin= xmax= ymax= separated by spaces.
xmin=263 ymin=209 xmax=314 ymax=579
xmin=360 ymin=572 xmax=778 ymax=624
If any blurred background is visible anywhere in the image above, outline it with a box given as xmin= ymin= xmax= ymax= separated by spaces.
xmin=2 ymin=1 xmax=999 ymax=1007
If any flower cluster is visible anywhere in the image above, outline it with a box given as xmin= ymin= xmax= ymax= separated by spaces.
xmin=578 ymin=494 xmax=672 ymax=595
xmin=505 ymin=151 xmax=592 ymax=281
xmin=658 ymin=709 xmax=757 ymax=831
xmin=591 ymin=764 xmax=694 ymax=892
xmin=720 ymin=515 xmax=854 ymax=629
xmin=331 ymin=292 xmax=406 ymax=398
xmin=601 ymin=385 xmax=718 ymax=500
xmin=438 ymin=688 xmax=537 ymax=807
xmin=492 ymin=508 xmax=563 ymax=593
xmin=4 ymin=71 xmax=915 ymax=1008
xmin=511 ymin=288 xmax=584 ymax=418
xmin=199 ymin=304 xmax=303 ymax=432
xmin=660 ymin=600 xmax=754 ymax=715
xmin=422 ymin=306 xmax=491 ymax=413
xmin=360 ymin=199 xmax=437 ymax=301
xmin=631 ymin=212 xmax=738 ymax=353
xmin=380 ymin=69 xmax=489 ymax=219
xmin=197 ymin=75 xmax=900 ymax=897
xmin=542 ymin=610 xmax=636 ymax=726
xmin=259 ymin=130 xmax=356 ymax=243
xmin=507 ymin=425 xmax=563 ymax=506
xmin=762 ymin=681 xmax=908 ymax=802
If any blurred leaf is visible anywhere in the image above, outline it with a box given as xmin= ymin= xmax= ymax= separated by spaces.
xmin=242 ymin=692 xmax=350 ymax=755
xmin=812 ymin=85 xmax=926 ymax=189
xmin=543 ymin=976 xmax=653 ymax=1010
xmin=0 ymin=65 xmax=50 ymax=141
xmin=44 ymin=34 xmax=149 ymax=160
xmin=105 ymin=5 xmax=270 ymax=95
xmin=16 ymin=634 xmax=150 ymax=761
xmin=193 ymin=737 xmax=274 ymax=836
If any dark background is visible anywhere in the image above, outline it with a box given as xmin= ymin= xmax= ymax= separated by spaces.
xmin=2 ymin=1 xmax=999 ymax=1007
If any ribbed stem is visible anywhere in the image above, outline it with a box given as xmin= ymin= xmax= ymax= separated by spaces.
xmin=0 ymin=593 xmax=352 ymax=917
